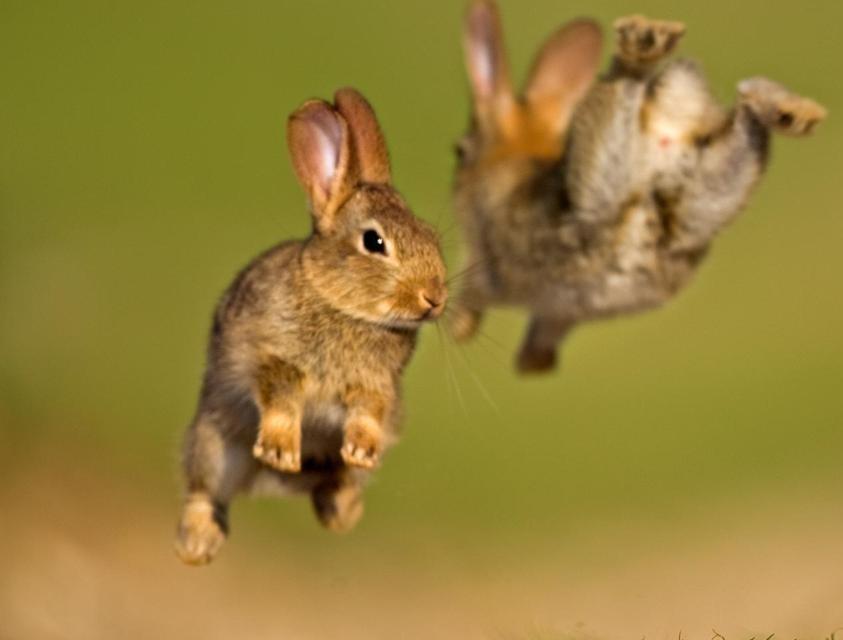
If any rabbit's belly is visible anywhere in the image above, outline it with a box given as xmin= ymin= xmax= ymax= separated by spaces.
xmin=644 ymin=127 xmax=692 ymax=177
xmin=301 ymin=401 xmax=346 ymax=460
xmin=583 ymin=203 xmax=668 ymax=314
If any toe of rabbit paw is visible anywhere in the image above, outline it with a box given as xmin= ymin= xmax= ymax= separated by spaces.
xmin=341 ymin=442 xmax=380 ymax=469
xmin=738 ymin=77 xmax=827 ymax=136
xmin=253 ymin=414 xmax=301 ymax=472
xmin=341 ymin=420 xmax=383 ymax=470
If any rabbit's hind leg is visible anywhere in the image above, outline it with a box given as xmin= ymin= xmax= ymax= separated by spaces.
xmin=311 ymin=470 xmax=365 ymax=533
xmin=176 ymin=412 xmax=257 ymax=565
xmin=738 ymin=77 xmax=827 ymax=137
xmin=611 ymin=15 xmax=685 ymax=78
xmin=516 ymin=316 xmax=574 ymax=374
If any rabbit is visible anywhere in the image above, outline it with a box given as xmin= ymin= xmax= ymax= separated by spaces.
xmin=449 ymin=0 xmax=827 ymax=373
xmin=175 ymin=88 xmax=447 ymax=565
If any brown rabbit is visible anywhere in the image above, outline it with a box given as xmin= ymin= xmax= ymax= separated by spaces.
xmin=175 ymin=88 xmax=447 ymax=565
xmin=450 ymin=1 xmax=827 ymax=373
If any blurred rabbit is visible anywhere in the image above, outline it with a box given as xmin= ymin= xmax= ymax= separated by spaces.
xmin=176 ymin=88 xmax=447 ymax=565
xmin=450 ymin=1 xmax=826 ymax=373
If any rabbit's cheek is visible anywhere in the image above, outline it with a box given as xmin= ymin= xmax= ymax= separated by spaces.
xmin=393 ymin=284 xmax=423 ymax=317
xmin=374 ymin=298 xmax=397 ymax=317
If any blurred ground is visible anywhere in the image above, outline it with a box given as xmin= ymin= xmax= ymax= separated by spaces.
xmin=1 ymin=0 xmax=842 ymax=637
xmin=2 ymin=451 xmax=841 ymax=639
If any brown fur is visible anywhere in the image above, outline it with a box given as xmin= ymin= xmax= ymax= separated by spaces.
xmin=451 ymin=1 xmax=827 ymax=373
xmin=176 ymin=88 xmax=447 ymax=565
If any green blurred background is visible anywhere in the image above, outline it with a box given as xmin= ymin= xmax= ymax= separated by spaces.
xmin=1 ymin=1 xmax=841 ymax=637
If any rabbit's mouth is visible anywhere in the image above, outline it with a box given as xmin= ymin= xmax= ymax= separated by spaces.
xmin=398 ymin=300 xmax=447 ymax=326
xmin=381 ymin=315 xmax=428 ymax=330
xmin=371 ymin=284 xmax=447 ymax=328
xmin=418 ymin=304 xmax=445 ymax=322
xmin=379 ymin=310 xmax=441 ymax=330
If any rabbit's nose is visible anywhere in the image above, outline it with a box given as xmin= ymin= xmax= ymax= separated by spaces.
xmin=419 ymin=281 xmax=448 ymax=318
xmin=422 ymin=292 xmax=446 ymax=308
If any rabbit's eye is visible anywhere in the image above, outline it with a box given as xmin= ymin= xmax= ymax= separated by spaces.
xmin=454 ymin=140 xmax=469 ymax=163
xmin=454 ymin=136 xmax=474 ymax=165
xmin=362 ymin=229 xmax=387 ymax=255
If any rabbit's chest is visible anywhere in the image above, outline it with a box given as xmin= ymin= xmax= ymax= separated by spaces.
xmin=313 ymin=326 xmax=407 ymax=372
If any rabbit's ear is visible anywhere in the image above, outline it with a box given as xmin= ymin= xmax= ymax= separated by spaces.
xmin=464 ymin=0 xmax=514 ymax=130
xmin=287 ymin=100 xmax=355 ymax=232
xmin=524 ymin=19 xmax=602 ymax=137
xmin=334 ymin=88 xmax=391 ymax=184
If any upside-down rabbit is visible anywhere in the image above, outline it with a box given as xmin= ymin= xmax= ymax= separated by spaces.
xmin=450 ymin=1 xmax=826 ymax=373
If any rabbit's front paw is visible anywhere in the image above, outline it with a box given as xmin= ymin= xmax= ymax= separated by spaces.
xmin=738 ymin=77 xmax=827 ymax=136
xmin=341 ymin=418 xmax=383 ymax=470
xmin=449 ymin=303 xmax=483 ymax=342
xmin=253 ymin=411 xmax=302 ymax=472
xmin=614 ymin=15 xmax=685 ymax=63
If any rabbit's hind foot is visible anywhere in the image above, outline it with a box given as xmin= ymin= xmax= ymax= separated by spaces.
xmin=175 ymin=494 xmax=228 ymax=566
xmin=738 ymin=77 xmax=827 ymax=136
xmin=516 ymin=345 xmax=557 ymax=374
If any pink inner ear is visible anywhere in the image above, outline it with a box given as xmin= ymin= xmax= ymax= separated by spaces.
xmin=315 ymin=127 xmax=338 ymax=187
xmin=466 ymin=4 xmax=499 ymax=99
xmin=309 ymin=108 xmax=343 ymax=192
xmin=471 ymin=47 xmax=494 ymax=98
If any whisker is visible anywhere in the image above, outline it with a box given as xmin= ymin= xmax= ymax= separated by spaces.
xmin=435 ymin=320 xmax=467 ymax=418
xmin=436 ymin=219 xmax=461 ymax=239
xmin=445 ymin=259 xmax=489 ymax=287
xmin=438 ymin=319 xmax=500 ymax=415
xmin=439 ymin=311 xmax=509 ymax=360
xmin=433 ymin=203 xmax=451 ymax=234
xmin=433 ymin=322 xmax=455 ymax=418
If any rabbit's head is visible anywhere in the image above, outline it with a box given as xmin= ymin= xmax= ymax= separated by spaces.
xmin=454 ymin=0 xmax=602 ymax=214
xmin=289 ymin=88 xmax=447 ymax=329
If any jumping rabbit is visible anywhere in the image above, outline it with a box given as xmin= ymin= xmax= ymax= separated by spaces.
xmin=450 ymin=1 xmax=826 ymax=373
xmin=176 ymin=88 xmax=447 ymax=565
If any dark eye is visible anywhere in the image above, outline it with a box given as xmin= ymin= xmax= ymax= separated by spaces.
xmin=362 ymin=229 xmax=387 ymax=255
xmin=454 ymin=135 xmax=474 ymax=165
xmin=454 ymin=140 xmax=469 ymax=163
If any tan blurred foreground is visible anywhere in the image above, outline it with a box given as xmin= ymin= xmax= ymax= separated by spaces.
xmin=1 ymin=449 xmax=841 ymax=640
